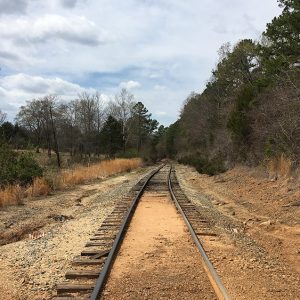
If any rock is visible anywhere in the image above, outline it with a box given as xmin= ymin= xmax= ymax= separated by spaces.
xmin=259 ymin=220 xmax=272 ymax=226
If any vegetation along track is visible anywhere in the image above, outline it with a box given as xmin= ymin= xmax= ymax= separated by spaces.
xmin=53 ymin=164 xmax=231 ymax=300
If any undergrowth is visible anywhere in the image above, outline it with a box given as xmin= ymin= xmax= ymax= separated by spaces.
xmin=0 ymin=158 xmax=142 ymax=208
xmin=178 ymin=155 xmax=225 ymax=176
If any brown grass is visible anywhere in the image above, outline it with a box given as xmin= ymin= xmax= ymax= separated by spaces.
xmin=25 ymin=177 xmax=51 ymax=198
xmin=0 ymin=158 xmax=142 ymax=207
xmin=57 ymin=158 xmax=142 ymax=188
xmin=0 ymin=185 xmax=23 ymax=207
xmin=266 ymin=154 xmax=293 ymax=178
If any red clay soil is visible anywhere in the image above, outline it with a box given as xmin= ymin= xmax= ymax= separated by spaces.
xmin=102 ymin=192 xmax=217 ymax=300
xmin=175 ymin=164 xmax=300 ymax=300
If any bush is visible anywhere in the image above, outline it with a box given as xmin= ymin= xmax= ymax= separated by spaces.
xmin=16 ymin=153 xmax=43 ymax=185
xmin=0 ymin=145 xmax=43 ymax=186
xmin=0 ymin=145 xmax=18 ymax=185
xmin=178 ymin=154 xmax=225 ymax=176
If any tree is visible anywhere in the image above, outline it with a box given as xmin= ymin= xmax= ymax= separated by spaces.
xmin=261 ymin=0 xmax=300 ymax=73
xmin=16 ymin=96 xmax=61 ymax=167
xmin=212 ymin=39 xmax=259 ymax=95
xmin=0 ymin=110 xmax=6 ymax=126
xmin=17 ymin=99 xmax=45 ymax=153
xmin=73 ymin=92 xmax=105 ymax=157
xmin=100 ymin=116 xmax=123 ymax=157
xmin=129 ymin=102 xmax=158 ymax=154
xmin=108 ymin=88 xmax=135 ymax=152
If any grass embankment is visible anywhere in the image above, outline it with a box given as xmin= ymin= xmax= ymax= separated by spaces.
xmin=0 ymin=158 xmax=142 ymax=207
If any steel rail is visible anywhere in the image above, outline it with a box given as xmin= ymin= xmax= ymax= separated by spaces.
xmin=90 ymin=164 xmax=165 ymax=300
xmin=168 ymin=166 xmax=232 ymax=300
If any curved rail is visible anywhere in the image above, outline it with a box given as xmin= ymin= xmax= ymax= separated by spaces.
xmin=168 ymin=166 xmax=232 ymax=300
xmin=90 ymin=164 xmax=165 ymax=300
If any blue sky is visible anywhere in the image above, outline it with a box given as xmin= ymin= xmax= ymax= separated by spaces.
xmin=0 ymin=0 xmax=282 ymax=125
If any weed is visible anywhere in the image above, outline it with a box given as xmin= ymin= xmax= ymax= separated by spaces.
xmin=25 ymin=177 xmax=51 ymax=197
xmin=0 ymin=185 xmax=23 ymax=207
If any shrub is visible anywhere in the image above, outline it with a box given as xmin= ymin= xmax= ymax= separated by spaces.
xmin=178 ymin=155 xmax=225 ymax=176
xmin=0 ymin=145 xmax=18 ymax=185
xmin=16 ymin=153 xmax=43 ymax=185
xmin=0 ymin=145 xmax=43 ymax=186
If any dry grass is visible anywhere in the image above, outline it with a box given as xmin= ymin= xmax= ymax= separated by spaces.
xmin=0 ymin=158 xmax=142 ymax=207
xmin=57 ymin=158 xmax=142 ymax=188
xmin=0 ymin=185 xmax=23 ymax=207
xmin=25 ymin=177 xmax=51 ymax=198
xmin=266 ymin=154 xmax=293 ymax=178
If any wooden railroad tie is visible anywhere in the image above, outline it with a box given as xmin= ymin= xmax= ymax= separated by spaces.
xmin=56 ymin=283 xmax=94 ymax=294
xmin=65 ymin=269 xmax=100 ymax=279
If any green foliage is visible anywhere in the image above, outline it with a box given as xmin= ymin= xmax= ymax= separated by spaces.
xmin=129 ymin=102 xmax=158 ymax=154
xmin=16 ymin=153 xmax=43 ymax=184
xmin=155 ymin=0 xmax=299 ymax=167
xmin=0 ymin=145 xmax=43 ymax=186
xmin=178 ymin=155 xmax=225 ymax=176
xmin=116 ymin=148 xmax=138 ymax=158
xmin=227 ymin=85 xmax=255 ymax=142
xmin=0 ymin=121 xmax=29 ymax=148
xmin=100 ymin=116 xmax=123 ymax=157
xmin=213 ymin=39 xmax=258 ymax=94
xmin=261 ymin=0 xmax=300 ymax=73
xmin=166 ymin=122 xmax=179 ymax=158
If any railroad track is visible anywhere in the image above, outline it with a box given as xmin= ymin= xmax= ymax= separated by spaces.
xmin=53 ymin=164 xmax=231 ymax=300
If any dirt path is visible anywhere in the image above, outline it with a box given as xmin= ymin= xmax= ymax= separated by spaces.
xmin=103 ymin=192 xmax=216 ymax=300
xmin=0 ymin=167 xmax=152 ymax=300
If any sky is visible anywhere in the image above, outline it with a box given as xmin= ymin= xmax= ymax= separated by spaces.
xmin=0 ymin=0 xmax=282 ymax=125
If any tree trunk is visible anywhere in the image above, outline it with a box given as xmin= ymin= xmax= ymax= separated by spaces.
xmin=49 ymin=106 xmax=61 ymax=168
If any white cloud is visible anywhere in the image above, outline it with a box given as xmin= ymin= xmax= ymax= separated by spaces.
xmin=0 ymin=14 xmax=109 ymax=46
xmin=0 ymin=73 xmax=99 ymax=119
xmin=119 ymin=80 xmax=141 ymax=90
xmin=0 ymin=0 xmax=282 ymax=125
xmin=154 ymin=84 xmax=166 ymax=90
xmin=0 ymin=73 xmax=93 ymax=95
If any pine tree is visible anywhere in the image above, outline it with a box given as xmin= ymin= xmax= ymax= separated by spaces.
xmin=100 ymin=116 xmax=123 ymax=157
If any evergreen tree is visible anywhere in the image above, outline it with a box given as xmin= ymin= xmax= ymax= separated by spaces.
xmin=129 ymin=102 xmax=158 ymax=153
xmin=100 ymin=116 xmax=123 ymax=157
xmin=261 ymin=0 xmax=300 ymax=73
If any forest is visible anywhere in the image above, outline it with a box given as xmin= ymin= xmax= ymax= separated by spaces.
xmin=156 ymin=0 xmax=300 ymax=174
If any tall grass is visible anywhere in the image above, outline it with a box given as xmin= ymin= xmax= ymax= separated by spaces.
xmin=266 ymin=153 xmax=293 ymax=178
xmin=0 ymin=158 xmax=142 ymax=208
xmin=25 ymin=177 xmax=51 ymax=197
xmin=56 ymin=158 xmax=142 ymax=188
xmin=0 ymin=185 xmax=23 ymax=207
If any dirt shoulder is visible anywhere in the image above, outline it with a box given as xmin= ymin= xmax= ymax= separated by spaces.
xmin=0 ymin=166 xmax=153 ymax=300
xmin=176 ymin=164 xmax=300 ymax=300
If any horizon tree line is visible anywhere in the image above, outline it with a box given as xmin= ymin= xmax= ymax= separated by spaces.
xmin=0 ymin=88 xmax=161 ymax=167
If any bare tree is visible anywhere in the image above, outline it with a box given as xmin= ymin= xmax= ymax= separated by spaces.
xmin=109 ymin=88 xmax=135 ymax=152
xmin=17 ymin=96 xmax=61 ymax=167
xmin=0 ymin=110 xmax=6 ymax=125
xmin=16 ymin=100 xmax=44 ymax=152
